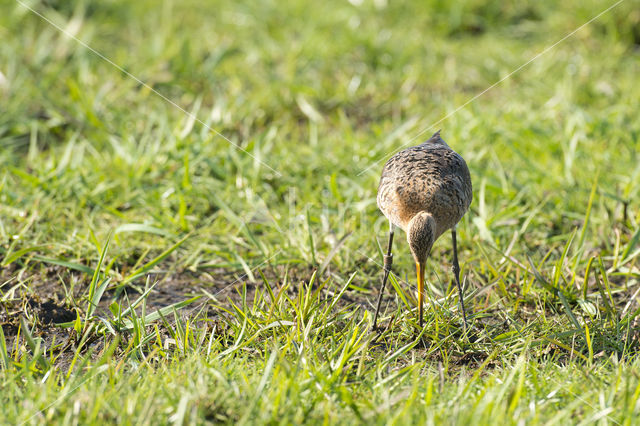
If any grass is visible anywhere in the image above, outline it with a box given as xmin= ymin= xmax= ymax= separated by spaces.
xmin=1 ymin=0 xmax=640 ymax=423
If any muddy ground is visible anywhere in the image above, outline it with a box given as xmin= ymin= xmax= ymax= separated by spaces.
xmin=2 ymin=261 xmax=639 ymax=373
xmin=0 ymin=261 xmax=393 ymax=369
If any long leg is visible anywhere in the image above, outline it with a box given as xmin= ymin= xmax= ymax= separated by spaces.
xmin=451 ymin=227 xmax=468 ymax=331
xmin=373 ymin=222 xmax=394 ymax=330
xmin=417 ymin=261 xmax=424 ymax=327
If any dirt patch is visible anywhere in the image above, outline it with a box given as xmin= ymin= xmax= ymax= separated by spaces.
xmin=0 ymin=262 xmax=353 ymax=370
xmin=4 ymin=259 xmax=639 ymax=372
xmin=28 ymin=299 xmax=77 ymax=324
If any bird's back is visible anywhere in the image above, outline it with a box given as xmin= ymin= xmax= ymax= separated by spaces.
xmin=377 ymin=131 xmax=472 ymax=236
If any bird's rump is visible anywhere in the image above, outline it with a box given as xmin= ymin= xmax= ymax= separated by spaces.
xmin=376 ymin=139 xmax=472 ymax=236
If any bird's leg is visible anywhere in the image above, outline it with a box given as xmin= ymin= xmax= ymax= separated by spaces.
xmin=373 ymin=223 xmax=394 ymax=330
xmin=451 ymin=227 xmax=468 ymax=332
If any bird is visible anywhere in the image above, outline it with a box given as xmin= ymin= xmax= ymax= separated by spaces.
xmin=373 ymin=130 xmax=472 ymax=330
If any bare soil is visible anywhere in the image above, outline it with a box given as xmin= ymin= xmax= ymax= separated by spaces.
xmin=3 ymin=261 xmax=638 ymax=372
xmin=0 ymin=262 xmax=361 ymax=369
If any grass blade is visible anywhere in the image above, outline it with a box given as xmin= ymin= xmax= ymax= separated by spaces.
xmin=1 ymin=245 xmax=48 ymax=266
xmin=121 ymin=234 xmax=190 ymax=286
xmin=86 ymin=231 xmax=112 ymax=324
xmin=120 ymin=296 xmax=202 ymax=330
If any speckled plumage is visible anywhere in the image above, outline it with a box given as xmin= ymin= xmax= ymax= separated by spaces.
xmin=373 ymin=130 xmax=472 ymax=329
xmin=377 ymin=130 xmax=472 ymax=239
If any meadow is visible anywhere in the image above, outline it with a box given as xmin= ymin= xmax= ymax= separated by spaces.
xmin=1 ymin=0 xmax=640 ymax=423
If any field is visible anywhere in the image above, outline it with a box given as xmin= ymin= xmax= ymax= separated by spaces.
xmin=1 ymin=0 xmax=640 ymax=423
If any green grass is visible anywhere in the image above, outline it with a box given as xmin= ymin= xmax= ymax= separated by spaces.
xmin=1 ymin=0 xmax=640 ymax=423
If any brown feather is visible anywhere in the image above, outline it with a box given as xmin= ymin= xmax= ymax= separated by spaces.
xmin=377 ymin=131 xmax=472 ymax=240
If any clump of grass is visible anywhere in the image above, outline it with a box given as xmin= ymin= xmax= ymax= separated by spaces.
xmin=2 ymin=256 xmax=640 ymax=423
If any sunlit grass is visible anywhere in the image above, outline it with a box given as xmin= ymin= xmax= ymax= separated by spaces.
xmin=1 ymin=0 xmax=640 ymax=423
